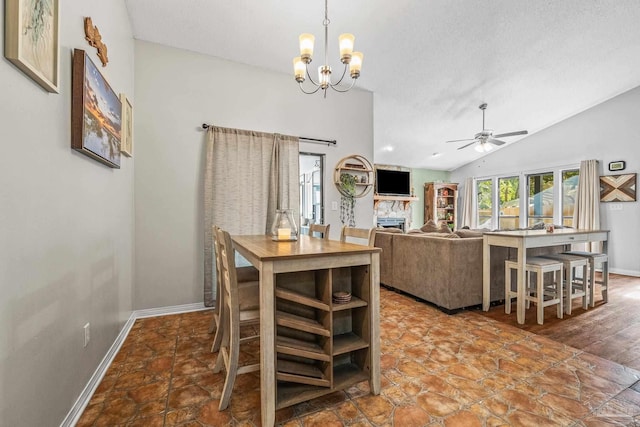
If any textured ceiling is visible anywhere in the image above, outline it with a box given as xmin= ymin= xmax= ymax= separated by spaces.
xmin=125 ymin=0 xmax=640 ymax=170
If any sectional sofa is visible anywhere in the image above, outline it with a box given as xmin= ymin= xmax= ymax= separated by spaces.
xmin=374 ymin=227 xmax=562 ymax=312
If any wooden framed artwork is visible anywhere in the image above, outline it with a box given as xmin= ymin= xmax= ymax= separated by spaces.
xmin=71 ymin=49 xmax=121 ymax=168
xmin=4 ymin=0 xmax=60 ymax=93
xmin=119 ymin=94 xmax=133 ymax=157
xmin=600 ymin=173 xmax=637 ymax=202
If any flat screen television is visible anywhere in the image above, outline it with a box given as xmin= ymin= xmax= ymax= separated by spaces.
xmin=375 ymin=169 xmax=411 ymax=196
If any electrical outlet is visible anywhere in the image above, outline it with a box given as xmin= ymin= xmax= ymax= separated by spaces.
xmin=331 ymin=201 xmax=338 ymax=211
xmin=83 ymin=323 xmax=90 ymax=347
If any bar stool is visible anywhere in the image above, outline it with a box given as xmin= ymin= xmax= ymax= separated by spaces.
xmin=213 ymin=227 xmax=260 ymax=411
xmin=563 ymin=251 xmax=609 ymax=306
xmin=505 ymin=257 xmax=564 ymax=325
xmin=540 ymin=253 xmax=589 ymax=315
xmin=209 ymin=225 xmax=260 ymax=353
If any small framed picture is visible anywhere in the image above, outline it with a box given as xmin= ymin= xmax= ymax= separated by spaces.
xmin=608 ymin=161 xmax=626 ymax=171
xmin=4 ymin=0 xmax=60 ymax=93
xmin=120 ymin=94 xmax=133 ymax=157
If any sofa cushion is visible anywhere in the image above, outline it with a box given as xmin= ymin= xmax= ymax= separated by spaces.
xmin=422 ymin=232 xmax=460 ymax=239
xmin=420 ymin=219 xmax=439 ymax=232
xmin=455 ymin=229 xmax=484 ymax=238
xmin=376 ymin=227 xmax=403 ymax=233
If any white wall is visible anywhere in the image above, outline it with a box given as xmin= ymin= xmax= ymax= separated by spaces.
xmin=0 ymin=1 xmax=134 ymax=425
xmin=133 ymin=41 xmax=374 ymax=309
xmin=451 ymin=86 xmax=640 ymax=276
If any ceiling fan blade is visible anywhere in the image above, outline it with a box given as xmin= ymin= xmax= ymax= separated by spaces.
xmin=446 ymin=138 xmax=475 ymax=143
xmin=488 ymin=138 xmax=506 ymax=146
xmin=457 ymin=141 xmax=478 ymax=150
xmin=493 ymin=130 xmax=528 ymax=138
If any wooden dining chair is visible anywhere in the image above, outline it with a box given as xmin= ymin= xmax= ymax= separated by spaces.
xmin=209 ymin=225 xmax=259 ymax=353
xmin=308 ymin=223 xmax=330 ymax=240
xmin=213 ymin=227 xmax=261 ymax=411
xmin=340 ymin=225 xmax=376 ymax=247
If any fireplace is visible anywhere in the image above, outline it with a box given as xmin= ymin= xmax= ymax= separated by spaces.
xmin=377 ymin=217 xmax=406 ymax=232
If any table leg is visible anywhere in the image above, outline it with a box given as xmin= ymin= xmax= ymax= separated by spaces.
xmin=482 ymin=235 xmax=490 ymax=311
xmin=260 ymin=262 xmax=276 ymax=427
xmin=516 ymin=241 xmax=527 ymax=324
xmin=369 ymin=252 xmax=380 ymax=394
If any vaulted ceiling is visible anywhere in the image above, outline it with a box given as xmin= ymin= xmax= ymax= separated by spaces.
xmin=125 ymin=0 xmax=640 ymax=170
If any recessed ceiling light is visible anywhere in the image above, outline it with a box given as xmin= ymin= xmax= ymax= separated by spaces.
xmin=431 ymin=152 xmax=443 ymax=158
xmin=382 ymin=145 xmax=394 ymax=152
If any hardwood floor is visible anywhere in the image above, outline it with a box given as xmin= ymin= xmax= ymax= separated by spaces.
xmin=475 ymin=273 xmax=640 ymax=370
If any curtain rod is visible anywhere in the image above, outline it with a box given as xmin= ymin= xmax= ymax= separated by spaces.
xmin=201 ymin=123 xmax=337 ymax=146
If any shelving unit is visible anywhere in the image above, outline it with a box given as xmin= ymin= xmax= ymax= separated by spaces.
xmin=424 ymin=182 xmax=458 ymax=230
xmin=334 ymin=155 xmax=374 ymax=198
xmin=273 ymin=264 xmax=373 ymax=409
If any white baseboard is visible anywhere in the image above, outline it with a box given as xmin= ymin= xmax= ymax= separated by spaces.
xmin=60 ymin=302 xmax=212 ymax=427
xmin=134 ymin=302 xmax=210 ymax=318
xmin=610 ymin=268 xmax=640 ymax=277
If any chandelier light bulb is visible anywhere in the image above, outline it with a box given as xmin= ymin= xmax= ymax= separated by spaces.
xmin=349 ymin=52 xmax=363 ymax=78
xmin=299 ymin=33 xmax=315 ymax=63
xmin=293 ymin=57 xmax=306 ymax=82
xmin=338 ymin=33 xmax=355 ymax=63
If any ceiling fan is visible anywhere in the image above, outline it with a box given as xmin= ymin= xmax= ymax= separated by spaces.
xmin=446 ymin=103 xmax=528 ymax=152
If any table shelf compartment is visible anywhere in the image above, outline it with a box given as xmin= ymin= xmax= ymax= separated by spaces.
xmin=276 ymin=334 xmax=330 ymax=362
xmin=276 ymin=310 xmax=331 ymax=337
xmin=276 ymin=357 xmax=331 ymax=388
xmin=333 ymin=332 xmax=369 ymax=356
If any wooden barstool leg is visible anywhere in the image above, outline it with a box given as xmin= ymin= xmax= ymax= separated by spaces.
xmin=602 ymin=260 xmax=609 ymax=303
xmin=581 ymin=264 xmax=589 ymax=310
xmin=536 ymin=271 xmax=544 ymax=325
xmin=556 ymin=269 xmax=563 ymax=320
xmin=505 ymin=263 xmax=512 ymax=314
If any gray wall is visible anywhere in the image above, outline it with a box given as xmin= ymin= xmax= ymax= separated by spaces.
xmin=133 ymin=41 xmax=374 ymax=309
xmin=0 ymin=1 xmax=134 ymax=426
xmin=452 ymin=86 xmax=640 ymax=276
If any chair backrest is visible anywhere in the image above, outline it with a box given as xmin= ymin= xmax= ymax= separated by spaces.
xmin=340 ymin=225 xmax=376 ymax=247
xmin=308 ymin=223 xmax=330 ymax=240
xmin=215 ymin=227 xmax=240 ymax=322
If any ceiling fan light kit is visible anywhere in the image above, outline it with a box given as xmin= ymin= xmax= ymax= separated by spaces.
xmin=447 ymin=103 xmax=528 ymax=151
xmin=292 ymin=0 xmax=363 ymax=97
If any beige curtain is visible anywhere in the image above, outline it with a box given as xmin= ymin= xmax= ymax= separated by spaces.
xmin=573 ymin=159 xmax=600 ymax=251
xmin=203 ymin=126 xmax=299 ymax=305
xmin=459 ymin=177 xmax=475 ymax=229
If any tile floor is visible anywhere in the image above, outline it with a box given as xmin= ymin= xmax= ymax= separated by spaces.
xmin=77 ymin=288 xmax=640 ymax=426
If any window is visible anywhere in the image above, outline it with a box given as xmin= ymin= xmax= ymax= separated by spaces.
xmin=498 ymin=176 xmax=519 ymax=230
xmin=476 ymin=179 xmax=492 ymax=228
xmin=562 ymin=169 xmax=579 ymax=227
xmin=527 ymin=172 xmax=554 ymax=226
xmin=474 ymin=164 xmax=579 ymax=231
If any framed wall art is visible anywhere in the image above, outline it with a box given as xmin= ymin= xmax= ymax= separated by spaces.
xmin=119 ymin=94 xmax=133 ymax=157
xmin=4 ymin=0 xmax=60 ymax=93
xmin=600 ymin=173 xmax=637 ymax=202
xmin=71 ymin=49 xmax=121 ymax=168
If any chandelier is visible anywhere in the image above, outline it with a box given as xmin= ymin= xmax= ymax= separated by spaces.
xmin=292 ymin=0 xmax=363 ymax=97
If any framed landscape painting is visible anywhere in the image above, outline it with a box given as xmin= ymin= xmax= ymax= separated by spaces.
xmin=71 ymin=49 xmax=121 ymax=168
xmin=4 ymin=0 xmax=60 ymax=93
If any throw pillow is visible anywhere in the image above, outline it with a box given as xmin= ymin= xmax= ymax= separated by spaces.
xmin=438 ymin=222 xmax=453 ymax=233
xmin=420 ymin=219 xmax=439 ymax=233
xmin=407 ymin=229 xmax=425 ymax=234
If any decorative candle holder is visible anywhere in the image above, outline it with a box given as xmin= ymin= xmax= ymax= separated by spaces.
xmin=271 ymin=209 xmax=298 ymax=241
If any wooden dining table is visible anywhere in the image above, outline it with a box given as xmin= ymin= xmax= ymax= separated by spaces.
xmin=231 ymin=234 xmax=381 ymax=427
xmin=482 ymin=228 xmax=609 ymax=324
